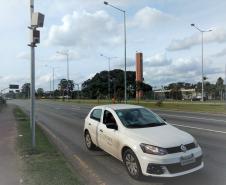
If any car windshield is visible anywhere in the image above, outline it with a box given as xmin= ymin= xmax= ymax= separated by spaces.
xmin=115 ymin=108 xmax=166 ymax=128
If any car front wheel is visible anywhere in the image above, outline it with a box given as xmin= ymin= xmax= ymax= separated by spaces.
xmin=123 ymin=149 xmax=142 ymax=179
xmin=84 ymin=131 xmax=96 ymax=150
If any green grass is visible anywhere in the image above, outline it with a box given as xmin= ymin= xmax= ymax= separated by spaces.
xmin=138 ymin=102 xmax=226 ymax=114
xmin=14 ymin=107 xmax=82 ymax=185
xmin=45 ymin=99 xmax=226 ymax=114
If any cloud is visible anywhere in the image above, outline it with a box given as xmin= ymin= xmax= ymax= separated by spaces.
xmin=46 ymin=10 xmax=121 ymax=49
xmin=49 ymin=50 xmax=81 ymax=62
xmin=213 ymin=48 xmax=226 ymax=57
xmin=113 ymin=58 xmax=134 ymax=69
xmin=0 ymin=75 xmax=29 ymax=90
xmin=167 ymin=28 xmax=226 ymax=51
xmin=131 ymin=7 xmax=173 ymax=29
xmin=144 ymin=53 xmax=172 ymax=67
xmin=16 ymin=52 xmax=30 ymax=60
xmin=143 ymin=57 xmax=222 ymax=87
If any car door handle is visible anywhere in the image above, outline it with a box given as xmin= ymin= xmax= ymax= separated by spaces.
xmin=88 ymin=123 xmax=92 ymax=126
xmin=99 ymin=129 xmax=103 ymax=132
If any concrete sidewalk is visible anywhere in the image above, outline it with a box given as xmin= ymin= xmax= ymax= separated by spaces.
xmin=0 ymin=105 xmax=20 ymax=185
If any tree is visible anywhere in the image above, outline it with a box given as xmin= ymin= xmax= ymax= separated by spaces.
xmin=81 ymin=69 xmax=152 ymax=99
xmin=215 ymin=77 xmax=224 ymax=100
xmin=58 ymin=79 xmax=74 ymax=96
xmin=21 ymin=83 xmax=30 ymax=98
xmin=36 ymin=88 xmax=44 ymax=98
xmin=167 ymin=83 xmax=182 ymax=100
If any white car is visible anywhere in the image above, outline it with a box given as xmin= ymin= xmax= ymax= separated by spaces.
xmin=84 ymin=104 xmax=203 ymax=179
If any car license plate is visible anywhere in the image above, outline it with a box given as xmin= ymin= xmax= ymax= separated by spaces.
xmin=180 ymin=154 xmax=196 ymax=166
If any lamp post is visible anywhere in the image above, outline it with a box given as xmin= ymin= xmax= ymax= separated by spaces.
xmin=100 ymin=54 xmax=117 ymax=101
xmin=45 ymin=65 xmax=55 ymax=97
xmin=57 ymin=51 xmax=69 ymax=100
xmin=104 ymin=1 xmax=127 ymax=103
xmin=74 ymin=83 xmax=80 ymax=100
xmin=191 ymin=24 xmax=212 ymax=102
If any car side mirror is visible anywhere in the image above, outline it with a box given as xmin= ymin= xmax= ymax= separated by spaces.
xmin=106 ymin=123 xmax=118 ymax=130
xmin=163 ymin=118 xmax=166 ymax=121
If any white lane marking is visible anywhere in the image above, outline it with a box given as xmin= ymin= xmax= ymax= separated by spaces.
xmin=172 ymin=123 xmax=226 ymax=134
xmin=160 ymin=113 xmax=226 ymax=123
xmin=154 ymin=109 xmax=226 ymax=117
xmin=71 ymin=107 xmax=81 ymax=110
xmin=55 ymin=107 xmax=61 ymax=110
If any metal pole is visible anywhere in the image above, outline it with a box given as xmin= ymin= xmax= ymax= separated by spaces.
xmin=191 ymin=24 xmax=212 ymax=102
xmin=124 ymin=11 xmax=127 ymax=104
xmin=49 ymin=77 xmax=51 ymax=97
xmin=108 ymin=57 xmax=111 ymax=101
xmin=53 ymin=67 xmax=55 ymax=97
xmin=104 ymin=2 xmax=127 ymax=103
xmin=30 ymin=0 xmax=36 ymax=148
xmin=67 ymin=54 xmax=69 ymax=100
xmin=225 ymin=64 xmax=226 ymax=108
xmin=201 ymin=32 xmax=204 ymax=102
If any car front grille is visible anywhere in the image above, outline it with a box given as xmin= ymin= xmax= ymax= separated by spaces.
xmin=166 ymin=143 xmax=196 ymax=154
xmin=166 ymin=156 xmax=202 ymax=173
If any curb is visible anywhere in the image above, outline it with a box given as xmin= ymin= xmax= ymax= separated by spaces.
xmin=36 ymin=120 xmax=106 ymax=185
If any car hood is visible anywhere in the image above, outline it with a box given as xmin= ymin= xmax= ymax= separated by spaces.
xmin=124 ymin=124 xmax=194 ymax=148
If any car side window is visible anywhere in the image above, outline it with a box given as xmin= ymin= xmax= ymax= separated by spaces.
xmin=103 ymin=110 xmax=116 ymax=124
xmin=90 ymin=109 xmax=102 ymax=122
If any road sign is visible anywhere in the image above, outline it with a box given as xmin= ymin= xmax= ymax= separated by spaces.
xmin=9 ymin=85 xmax=19 ymax=89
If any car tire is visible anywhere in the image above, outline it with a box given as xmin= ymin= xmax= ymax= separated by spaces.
xmin=84 ymin=131 xmax=96 ymax=150
xmin=123 ymin=148 xmax=143 ymax=180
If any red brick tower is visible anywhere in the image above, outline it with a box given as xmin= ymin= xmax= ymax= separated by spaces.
xmin=136 ymin=52 xmax=144 ymax=99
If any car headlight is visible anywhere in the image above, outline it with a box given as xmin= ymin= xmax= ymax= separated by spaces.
xmin=140 ymin=143 xmax=168 ymax=155
xmin=194 ymin=139 xmax=199 ymax=148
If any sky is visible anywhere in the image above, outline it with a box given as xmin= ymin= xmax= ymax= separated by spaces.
xmin=1 ymin=0 xmax=226 ymax=91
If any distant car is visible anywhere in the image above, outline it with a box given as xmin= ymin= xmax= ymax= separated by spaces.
xmin=84 ymin=104 xmax=203 ymax=179
xmin=0 ymin=96 xmax=6 ymax=104
xmin=191 ymin=96 xmax=207 ymax=101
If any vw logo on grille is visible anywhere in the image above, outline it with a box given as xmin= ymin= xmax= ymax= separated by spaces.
xmin=180 ymin=144 xmax=187 ymax=152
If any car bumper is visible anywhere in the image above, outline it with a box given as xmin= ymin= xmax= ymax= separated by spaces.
xmin=138 ymin=147 xmax=203 ymax=177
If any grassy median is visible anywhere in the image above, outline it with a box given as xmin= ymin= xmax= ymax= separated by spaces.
xmin=47 ymin=99 xmax=226 ymax=114
xmin=14 ymin=107 xmax=82 ymax=185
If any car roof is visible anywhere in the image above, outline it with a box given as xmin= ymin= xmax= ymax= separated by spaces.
xmin=94 ymin=104 xmax=144 ymax=110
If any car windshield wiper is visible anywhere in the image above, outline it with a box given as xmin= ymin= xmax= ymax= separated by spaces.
xmin=146 ymin=122 xmax=166 ymax=126
xmin=126 ymin=124 xmax=146 ymax=128
xmin=126 ymin=123 xmax=165 ymax=128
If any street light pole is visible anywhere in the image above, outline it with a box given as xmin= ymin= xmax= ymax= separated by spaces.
xmin=191 ymin=24 xmax=212 ymax=102
xmin=104 ymin=1 xmax=127 ymax=103
xmin=57 ymin=51 xmax=69 ymax=100
xmin=45 ymin=65 xmax=55 ymax=97
xmin=225 ymin=64 xmax=226 ymax=108
xmin=53 ymin=67 xmax=55 ymax=97
xmin=201 ymin=31 xmax=204 ymax=102
xmin=100 ymin=54 xmax=117 ymax=101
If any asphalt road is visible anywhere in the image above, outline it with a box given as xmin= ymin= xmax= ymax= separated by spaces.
xmin=10 ymin=100 xmax=226 ymax=185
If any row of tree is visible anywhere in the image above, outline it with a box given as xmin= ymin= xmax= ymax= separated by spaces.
xmin=6 ymin=69 xmax=225 ymax=101
xmin=162 ymin=77 xmax=225 ymax=100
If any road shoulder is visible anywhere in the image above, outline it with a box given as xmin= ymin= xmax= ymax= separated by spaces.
xmin=0 ymin=105 xmax=21 ymax=185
